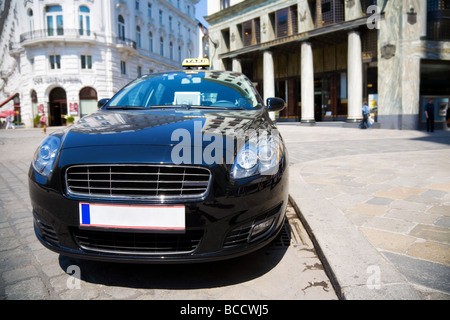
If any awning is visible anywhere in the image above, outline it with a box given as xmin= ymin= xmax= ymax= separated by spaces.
xmin=0 ymin=93 xmax=19 ymax=108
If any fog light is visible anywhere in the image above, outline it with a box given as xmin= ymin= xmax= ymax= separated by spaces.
xmin=251 ymin=217 xmax=275 ymax=237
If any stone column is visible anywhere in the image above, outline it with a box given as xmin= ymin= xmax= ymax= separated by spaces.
xmin=347 ymin=30 xmax=363 ymax=122
xmin=232 ymin=58 xmax=242 ymax=73
xmin=301 ymin=41 xmax=315 ymax=123
xmin=263 ymin=50 xmax=276 ymax=120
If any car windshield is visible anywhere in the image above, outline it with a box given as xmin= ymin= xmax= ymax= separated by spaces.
xmin=105 ymin=71 xmax=264 ymax=110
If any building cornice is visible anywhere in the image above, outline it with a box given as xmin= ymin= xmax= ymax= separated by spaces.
xmin=205 ymin=0 xmax=281 ymax=24
xmin=218 ymin=15 xmax=378 ymax=59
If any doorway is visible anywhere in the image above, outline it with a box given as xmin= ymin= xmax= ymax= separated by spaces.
xmin=49 ymin=87 xmax=67 ymax=126
xmin=276 ymin=78 xmax=300 ymax=121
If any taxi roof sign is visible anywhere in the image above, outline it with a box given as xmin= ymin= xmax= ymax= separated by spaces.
xmin=182 ymin=58 xmax=210 ymax=69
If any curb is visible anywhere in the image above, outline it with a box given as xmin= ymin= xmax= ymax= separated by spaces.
xmin=288 ymin=163 xmax=422 ymax=300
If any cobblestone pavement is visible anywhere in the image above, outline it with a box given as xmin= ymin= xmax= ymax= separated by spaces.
xmin=279 ymin=124 xmax=450 ymax=299
xmin=0 ymin=128 xmax=337 ymax=300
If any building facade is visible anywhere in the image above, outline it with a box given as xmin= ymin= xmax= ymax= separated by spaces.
xmin=206 ymin=0 xmax=450 ymax=129
xmin=0 ymin=0 xmax=203 ymax=128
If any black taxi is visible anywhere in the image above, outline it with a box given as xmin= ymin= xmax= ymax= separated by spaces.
xmin=28 ymin=58 xmax=289 ymax=263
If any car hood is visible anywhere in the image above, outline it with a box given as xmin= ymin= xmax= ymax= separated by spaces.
xmin=61 ymin=109 xmax=272 ymax=149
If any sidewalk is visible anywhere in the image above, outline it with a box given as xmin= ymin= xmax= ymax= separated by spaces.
xmin=279 ymin=123 xmax=450 ymax=299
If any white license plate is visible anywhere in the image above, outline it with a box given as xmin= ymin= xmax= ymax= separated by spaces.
xmin=79 ymin=203 xmax=185 ymax=232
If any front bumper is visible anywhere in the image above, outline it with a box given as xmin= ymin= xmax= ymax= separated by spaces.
xmin=29 ymin=150 xmax=288 ymax=263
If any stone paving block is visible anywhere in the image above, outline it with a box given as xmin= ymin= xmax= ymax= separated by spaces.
xmin=360 ymin=227 xmax=416 ymax=254
xmin=410 ymin=224 xmax=450 ymax=244
xmin=421 ymin=190 xmax=448 ymax=199
xmin=4 ymin=278 xmax=49 ymax=300
xmin=382 ymin=251 xmax=450 ymax=295
xmin=344 ymin=211 xmax=373 ymax=226
xmin=349 ymin=203 xmax=389 ymax=216
xmin=375 ymin=187 xmax=426 ymax=199
xmin=435 ymin=216 xmax=450 ymax=228
xmin=0 ymin=237 xmax=21 ymax=252
xmin=389 ymin=199 xmax=430 ymax=212
xmin=429 ymin=183 xmax=450 ymax=193
xmin=404 ymin=194 xmax=447 ymax=205
xmin=363 ymin=217 xmax=417 ymax=234
xmin=366 ymin=197 xmax=394 ymax=206
xmin=428 ymin=205 xmax=450 ymax=217
xmin=386 ymin=209 xmax=440 ymax=225
xmin=2 ymin=265 xmax=39 ymax=285
xmin=407 ymin=241 xmax=450 ymax=266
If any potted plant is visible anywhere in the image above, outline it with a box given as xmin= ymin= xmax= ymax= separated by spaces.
xmin=34 ymin=114 xmax=41 ymax=128
xmin=64 ymin=115 xmax=75 ymax=125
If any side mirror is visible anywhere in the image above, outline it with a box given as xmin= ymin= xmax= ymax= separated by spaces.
xmin=266 ymin=97 xmax=285 ymax=112
xmin=98 ymin=98 xmax=109 ymax=108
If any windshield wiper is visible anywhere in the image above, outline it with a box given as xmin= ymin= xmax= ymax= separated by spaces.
xmin=106 ymin=105 xmax=146 ymax=110
xmin=148 ymin=104 xmax=192 ymax=109
xmin=189 ymin=106 xmax=245 ymax=110
xmin=146 ymin=105 xmax=246 ymax=110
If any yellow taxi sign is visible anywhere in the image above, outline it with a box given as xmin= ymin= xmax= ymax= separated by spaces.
xmin=182 ymin=58 xmax=210 ymax=69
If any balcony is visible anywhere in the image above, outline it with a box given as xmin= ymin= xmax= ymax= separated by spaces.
xmin=20 ymin=29 xmax=100 ymax=46
xmin=115 ymin=36 xmax=137 ymax=52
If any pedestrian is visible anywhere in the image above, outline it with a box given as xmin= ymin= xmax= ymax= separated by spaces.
xmin=6 ymin=114 xmax=15 ymax=130
xmin=424 ymin=99 xmax=435 ymax=132
xmin=360 ymin=100 xmax=371 ymax=129
xmin=40 ymin=113 xmax=47 ymax=133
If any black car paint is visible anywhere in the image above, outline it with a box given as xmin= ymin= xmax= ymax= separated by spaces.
xmin=29 ymin=81 xmax=288 ymax=264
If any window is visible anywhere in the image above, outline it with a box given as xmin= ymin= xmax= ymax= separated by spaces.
xmin=148 ymin=2 xmax=152 ymax=18
xmin=149 ymin=32 xmax=153 ymax=52
xmin=49 ymin=55 xmax=61 ymax=69
xmin=169 ymin=16 xmax=173 ymax=30
xmin=318 ymin=0 xmax=344 ymax=27
xmin=46 ymin=5 xmax=63 ymax=36
xmin=427 ymin=0 xmax=450 ymax=41
xmin=170 ymin=41 xmax=174 ymax=60
xmin=221 ymin=28 xmax=230 ymax=52
xmin=79 ymin=6 xmax=91 ymax=36
xmin=27 ymin=9 xmax=34 ymax=34
xmin=178 ymin=46 xmax=182 ymax=62
xmin=121 ymin=61 xmax=126 ymax=74
xmin=79 ymin=87 xmax=98 ymax=117
xmin=160 ymin=37 xmax=164 ymax=56
xmin=242 ymin=19 xmax=260 ymax=46
xmin=135 ymin=0 xmax=140 ymax=10
xmin=81 ymin=55 xmax=92 ymax=69
xmin=106 ymin=73 xmax=262 ymax=110
xmin=137 ymin=66 xmax=142 ymax=78
xmin=118 ymin=15 xmax=125 ymax=40
xmin=136 ymin=26 xmax=141 ymax=47
xmin=221 ymin=0 xmax=230 ymax=10
xmin=275 ymin=6 xmax=297 ymax=38
xmin=159 ymin=10 xmax=163 ymax=24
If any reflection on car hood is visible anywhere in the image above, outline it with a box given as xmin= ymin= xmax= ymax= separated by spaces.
xmin=62 ymin=109 xmax=271 ymax=149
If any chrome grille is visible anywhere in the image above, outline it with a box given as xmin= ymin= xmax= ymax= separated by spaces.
xmin=65 ymin=164 xmax=211 ymax=200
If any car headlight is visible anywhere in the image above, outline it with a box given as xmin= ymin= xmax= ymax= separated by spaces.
xmin=32 ymin=135 xmax=62 ymax=177
xmin=231 ymin=135 xmax=283 ymax=179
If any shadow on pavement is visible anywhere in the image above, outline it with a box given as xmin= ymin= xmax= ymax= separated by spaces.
xmin=57 ymin=230 xmax=290 ymax=290
xmin=410 ymin=131 xmax=450 ymax=147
